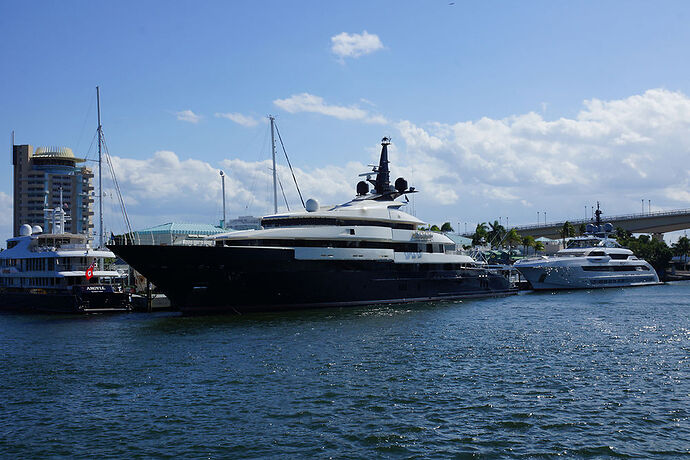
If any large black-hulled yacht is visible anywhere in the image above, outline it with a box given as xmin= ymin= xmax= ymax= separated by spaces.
xmin=110 ymin=138 xmax=513 ymax=313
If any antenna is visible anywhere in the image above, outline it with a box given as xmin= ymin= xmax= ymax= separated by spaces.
xmin=269 ymin=115 xmax=277 ymax=213
xmin=97 ymin=86 xmax=103 ymax=250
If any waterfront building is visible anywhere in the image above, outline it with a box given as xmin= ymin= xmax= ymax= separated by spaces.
xmin=535 ymin=236 xmax=562 ymax=255
xmin=224 ymin=215 xmax=261 ymax=230
xmin=132 ymin=222 xmax=226 ymax=246
xmin=444 ymin=233 xmax=473 ymax=248
xmin=12 ymin=145 xmax=93 ymax=237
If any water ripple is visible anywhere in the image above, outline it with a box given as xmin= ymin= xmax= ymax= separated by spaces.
xmin=0 ymin=283 xmax=688 ymax=457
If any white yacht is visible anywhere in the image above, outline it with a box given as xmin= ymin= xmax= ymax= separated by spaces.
xmin=110 ymin=137 xmax=515 ymax=314
xmin=0 ymin=206 xmax=130 ymax=313
xmin=514 ymin=209 xmax=660 ymax=290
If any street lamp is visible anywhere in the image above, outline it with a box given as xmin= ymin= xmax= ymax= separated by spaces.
xmin=220 ymin=170 xmax=226 ymax=228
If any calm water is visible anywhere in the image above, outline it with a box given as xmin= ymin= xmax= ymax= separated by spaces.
xmin=0 ymin=283 xmax=688 ymax=458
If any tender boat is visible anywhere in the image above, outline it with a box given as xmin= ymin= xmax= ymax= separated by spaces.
xmin=514 ymin=207 xmax=660 ymax=290
xmin=109 ymin=137 xmax=515 ymax=314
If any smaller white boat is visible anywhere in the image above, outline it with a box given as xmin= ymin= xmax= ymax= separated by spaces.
xmin=514 ymin=206 xmax=660 ymax=290
xmin=0 ymin=199 xmax=131 ymax=313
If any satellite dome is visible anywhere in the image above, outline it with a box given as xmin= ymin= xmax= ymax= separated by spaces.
xmin=604 ymin=223 xmax=614 ymax=233
xmin=394 ymin=177 xmax=408 ymax=193
xmin=305 ymin=198 xmax=319 ymax=212
xmin=32 ymin=225 xmax=43 ymax=234
xmin=19 ymin=224 xmax=32 ymax=236
xmin=356 ymin=181 xmax=369 ymax=196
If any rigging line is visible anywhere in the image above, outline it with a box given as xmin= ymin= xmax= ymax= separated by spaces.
xmin=84 ymin=131 xmax=98 ymax=162
xmin=100 ymin=131 xmax=134 ymax=238
xmin=274 ymin=122 xmax=305 ymax=209
xmin=74 ymin=90 xmax=95 ymax=157
xmin=276 ymin=170 xmax=290 ymax=212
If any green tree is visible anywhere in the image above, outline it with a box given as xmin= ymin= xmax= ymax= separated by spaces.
xmin=472 ymin=222 xmax=488 ymax=246
xmin=534 ymin=240 xmax=545 ymax=253
xmin=487 ymin=220 xmax=506 ymax=248
xmin=430 ymin=224 xmax=441 ymax=232
xmin=559 ymin=221 xmax=576 ymax=248
xmin=440 ymin=222 xmax=454 ymax=233
xmin=522 ymin=235 xmax=536 ymax=255
xmin=578 ymin=223 xmax=587 ymax=235
xmin=672 ymin=236 xmax=690 ymax=265
xmin=615 ymin=227 xmax=632 ymax=241
xmin=622 ymin=234 xmax=672 ymax=278
xmin=506 ymin=228 xmax=522 ymax=250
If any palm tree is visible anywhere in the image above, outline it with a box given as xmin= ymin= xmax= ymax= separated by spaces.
xmin=487 ymin=220 xmax=506 ymax=248
xmin=522 ymin=235 xmax=536 ymax=255
xmin=534 ymin=240 xmax=545 ymax=253
xmin=506 ymin=228 xmax=521 ymax=250
xmin=440 ymin=222 xmax=454 ymax=233
xmin=472 ymin=222 xmax=488 ymax=246
xmin=559 ymin=221 xmax=575 ymax=248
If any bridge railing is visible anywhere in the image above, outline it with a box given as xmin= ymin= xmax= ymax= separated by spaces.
xmin=514 ymin=208 xmax=690 ymax=231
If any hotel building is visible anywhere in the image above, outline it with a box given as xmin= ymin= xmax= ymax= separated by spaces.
xmin=12 ymin=145 xmax=94 ymax=237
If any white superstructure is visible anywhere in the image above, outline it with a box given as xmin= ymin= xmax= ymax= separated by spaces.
xmin=514 ymin=215 xmax=660 ymax=290
xmin=213 ymin=196 xmax=480 ymax=267
xmin=0 ymin=227 xmax=124 ymax=290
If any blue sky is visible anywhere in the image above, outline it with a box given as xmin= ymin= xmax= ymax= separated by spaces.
xmin=2 ymin=1 xmax=690 ymax=244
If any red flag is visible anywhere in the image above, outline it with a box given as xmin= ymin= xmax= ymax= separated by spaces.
xmin=85 ymin=261 xmax=96 ymax=280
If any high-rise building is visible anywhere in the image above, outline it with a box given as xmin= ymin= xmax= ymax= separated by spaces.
xmin=12 ymin=145 xmax=94 ymax=237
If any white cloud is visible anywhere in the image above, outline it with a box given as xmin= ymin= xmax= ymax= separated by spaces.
xmin=273 ymin=93 xmax=387 ymax=124
xmin=394 ymin=88 xmax=690 ymax=225
xmin=104 ymin=150 xmax=369 ymax=233
xmin=331 ymin=31 xmax=383 ymax=59
xmin=215 ymin=112 xmax=259 ymax=127
xmin=0 ymin=191 xmax=13 ymax=245
xmin=176 ymin=110 xmax=202 ymax=124
xmin=96 ymin=88 xmax=690 ymax=236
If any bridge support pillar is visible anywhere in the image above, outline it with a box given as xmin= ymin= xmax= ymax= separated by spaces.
xmin=652 ymin=232 xmax=664 ymax=242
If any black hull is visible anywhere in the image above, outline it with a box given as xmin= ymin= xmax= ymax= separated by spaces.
xmin=0 ymin=290 xmax=131 ymax=314
xmin=109 ymin=245 xmax=515 ymax=314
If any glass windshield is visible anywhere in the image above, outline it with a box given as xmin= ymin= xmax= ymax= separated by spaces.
xmin=566 ymin=239 xmax=600 ymax=249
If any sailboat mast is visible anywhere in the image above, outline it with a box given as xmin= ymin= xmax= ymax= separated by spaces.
xmin=96 ymin=86 xmax=103 ymax=248
xmin=269 ymin=115 xmax=277 ymax=213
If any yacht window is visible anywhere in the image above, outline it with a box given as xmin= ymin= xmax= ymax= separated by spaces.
xmin=588 ymin=251 xmax=606 ymax=257
xmin=609 ymin=253 xmax=629 ymax=260
xmin=221 ymin=238 xmax=432 ymax=253
xmin=582 ymin=265 xmax=650 ymax=272
xmin=7 ymin=241 xmax=17 ymax=249
xmin=261 ymin=216 xmax=416 ymax=230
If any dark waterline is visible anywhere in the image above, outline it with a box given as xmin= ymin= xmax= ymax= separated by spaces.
xmin=1 ymin=283 xmax=688 ymax=458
